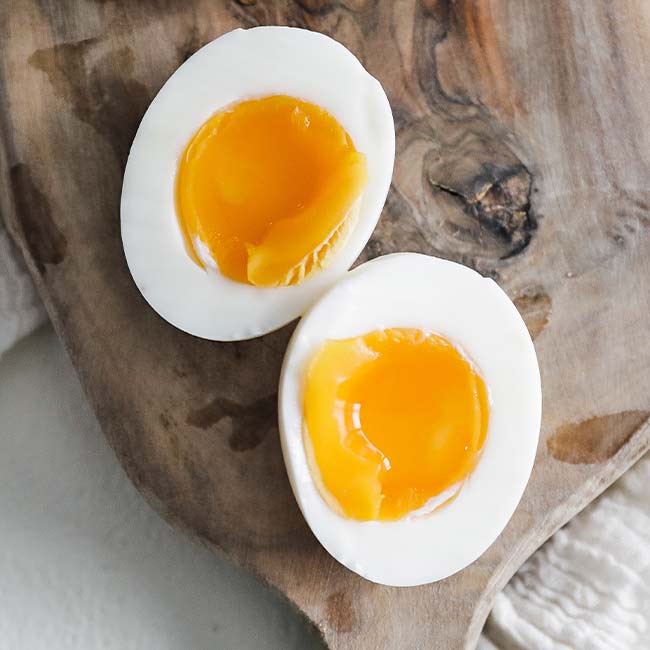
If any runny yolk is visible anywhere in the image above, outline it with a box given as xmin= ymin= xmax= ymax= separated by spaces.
xmin=303 ymin=328 xmax=490 ymax=521
xmin=175 ymin=95 xmax=368 ymax=287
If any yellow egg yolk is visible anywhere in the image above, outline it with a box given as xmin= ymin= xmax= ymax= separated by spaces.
xmin=303 ymin=328 xmax=490 ymax=521
xmin=175 ymin=95 xmax=368 ymax=287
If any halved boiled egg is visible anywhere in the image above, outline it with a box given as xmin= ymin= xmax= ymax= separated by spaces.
xmin=279 ymin=253 xmax=542 ymax=586
xmin=121 ymin=26 xmax=394 ymax=341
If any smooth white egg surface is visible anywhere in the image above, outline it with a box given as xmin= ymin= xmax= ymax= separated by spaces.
xmin=279 ymin=253 xmax=542 ymax=586
xmin=121 ymin=26 xmax=394 ymax=341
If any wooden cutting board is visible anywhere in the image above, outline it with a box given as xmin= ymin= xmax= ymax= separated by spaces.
xmin=2 ymin=1 xmax=650 ymax=648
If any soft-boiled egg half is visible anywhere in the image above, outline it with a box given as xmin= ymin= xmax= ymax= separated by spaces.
xmin=279 ymin=253 xmax=541 ymax=586
xmin=121 ymin=26 xmax=394 ymax=340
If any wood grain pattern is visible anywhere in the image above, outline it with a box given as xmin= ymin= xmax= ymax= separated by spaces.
xmin=2 ymin=1 xmax=650 ymax=648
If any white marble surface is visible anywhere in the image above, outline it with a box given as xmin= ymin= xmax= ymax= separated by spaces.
xmin=0 ymin=325 xmax=322 ymax=650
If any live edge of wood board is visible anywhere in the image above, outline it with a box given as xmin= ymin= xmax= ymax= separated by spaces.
xmin=1 ymin=2 xmax=650 ymax=649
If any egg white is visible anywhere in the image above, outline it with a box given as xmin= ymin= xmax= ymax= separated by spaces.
xmin=279 ymin=253 xmax=542 ymax=586
xmin=121 ymin=26 xmax=395 ymax=341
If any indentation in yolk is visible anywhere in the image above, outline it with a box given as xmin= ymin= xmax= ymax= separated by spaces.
xmin=175 ymin=95 xmax=368 ymax=287
xmin=303 ymin=328 xmax=490 ymax=521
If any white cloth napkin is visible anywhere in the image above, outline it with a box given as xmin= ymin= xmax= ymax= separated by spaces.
xmin=0 ymin=228 xmax=46 ymax=356
xmin=481 ymin=454 xmax=650 ymax=649
xmin=1 ymin=223 xmax=648 ymax=648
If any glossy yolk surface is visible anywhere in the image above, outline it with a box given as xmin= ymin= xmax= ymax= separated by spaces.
xmin=303 ymin=328 xmax=490 ymax=521
xmin=175 ymin=95 xmax=367 ymax=287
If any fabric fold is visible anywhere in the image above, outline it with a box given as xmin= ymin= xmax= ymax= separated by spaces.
xmin=0 ymin=226 xmax=46 ymax=357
